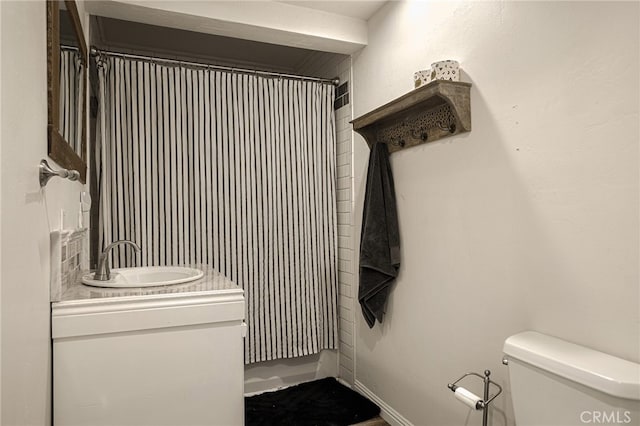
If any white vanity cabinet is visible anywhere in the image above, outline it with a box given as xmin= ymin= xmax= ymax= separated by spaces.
xmin=52 ymin=282 xmax=245 ymax=426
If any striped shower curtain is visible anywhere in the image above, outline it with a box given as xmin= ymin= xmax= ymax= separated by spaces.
xmin=59 ymin=48 xmax=83 ymax=154
xmin=96 ymin=55 xmax=338 ymax=363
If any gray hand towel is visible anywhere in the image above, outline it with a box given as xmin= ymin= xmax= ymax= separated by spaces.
xmin=358 ymin=142 xmax=400 ymax=328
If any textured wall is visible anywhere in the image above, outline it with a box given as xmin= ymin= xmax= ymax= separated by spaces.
xmin=352 ymin=2 xmax=639 ymax=425
xmin=0 ymin=1 xmax=89 ymax=424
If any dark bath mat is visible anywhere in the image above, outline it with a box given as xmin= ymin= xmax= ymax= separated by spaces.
xmin=245 ymin=377 xmax=381 ymax=426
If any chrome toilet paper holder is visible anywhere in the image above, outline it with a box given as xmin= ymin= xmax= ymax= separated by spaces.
xmin=447 ymin=370 xmax=502 ymax=426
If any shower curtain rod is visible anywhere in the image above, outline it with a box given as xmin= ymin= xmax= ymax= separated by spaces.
xmin=90 ymin=47 xmax=340 ymax=86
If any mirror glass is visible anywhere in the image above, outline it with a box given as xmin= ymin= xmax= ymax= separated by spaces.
xmin=59 ymin=5 xmax=85 ymax=157
xmin=47 ymin=0 xmax=87 ymax=182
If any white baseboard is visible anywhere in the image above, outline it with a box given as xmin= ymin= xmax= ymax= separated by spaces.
xmin=353 ymin=380 xmax=413 ymax=426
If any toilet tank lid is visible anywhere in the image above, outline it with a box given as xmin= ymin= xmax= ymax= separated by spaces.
xmin=503 ymin=331 xmax=640 ymax=401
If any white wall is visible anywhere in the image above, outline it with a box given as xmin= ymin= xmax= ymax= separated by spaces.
xmin=0 ymin=3 xmax=3 ymax=419
xmin=352 ymin=2 xmax=639 ymax=425
xmin=0 ymin=1 xmax=89 ymax=424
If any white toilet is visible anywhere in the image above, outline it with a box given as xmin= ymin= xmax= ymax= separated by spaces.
xmin=503 ymin=331 xmax=640 ymax=426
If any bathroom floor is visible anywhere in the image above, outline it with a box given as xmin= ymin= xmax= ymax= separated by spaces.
xmin=245 ymin=377 xmax=382 ymax=426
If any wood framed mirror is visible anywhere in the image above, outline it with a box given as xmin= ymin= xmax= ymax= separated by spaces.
xmin=47 ymin=0 xmax=88 ymax=182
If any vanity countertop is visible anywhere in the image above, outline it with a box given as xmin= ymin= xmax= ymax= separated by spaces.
xmin=58 ymin=264 xmax=241 ymax=303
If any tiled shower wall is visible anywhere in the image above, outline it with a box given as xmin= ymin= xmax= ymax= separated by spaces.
xmin=298 ymin=53 xmax=355 ymax=384
xmin=334 ymin=58 xmax=356 ymax=385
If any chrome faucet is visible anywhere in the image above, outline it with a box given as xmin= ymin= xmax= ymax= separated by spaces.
xmin=94 ymin=240 xmax=141 ymax=281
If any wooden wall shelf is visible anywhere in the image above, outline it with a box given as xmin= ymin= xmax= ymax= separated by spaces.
xmin=351 ymin=80 xmax=472 ymax=153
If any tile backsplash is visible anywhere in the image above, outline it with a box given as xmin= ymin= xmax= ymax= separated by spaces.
xmin=51 ymin=228 xmax=88 ymax=301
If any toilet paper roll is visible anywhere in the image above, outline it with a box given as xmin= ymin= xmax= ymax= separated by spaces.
xmin=454 ymin=387 xmax=482 ymax=410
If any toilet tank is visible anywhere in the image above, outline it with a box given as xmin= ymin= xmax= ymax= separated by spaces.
xmin=503 ymin=331 xmax=640 ymax=426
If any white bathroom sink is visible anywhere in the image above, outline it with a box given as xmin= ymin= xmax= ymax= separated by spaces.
xmin=82 ymin=266 xmax=204 ymax=288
